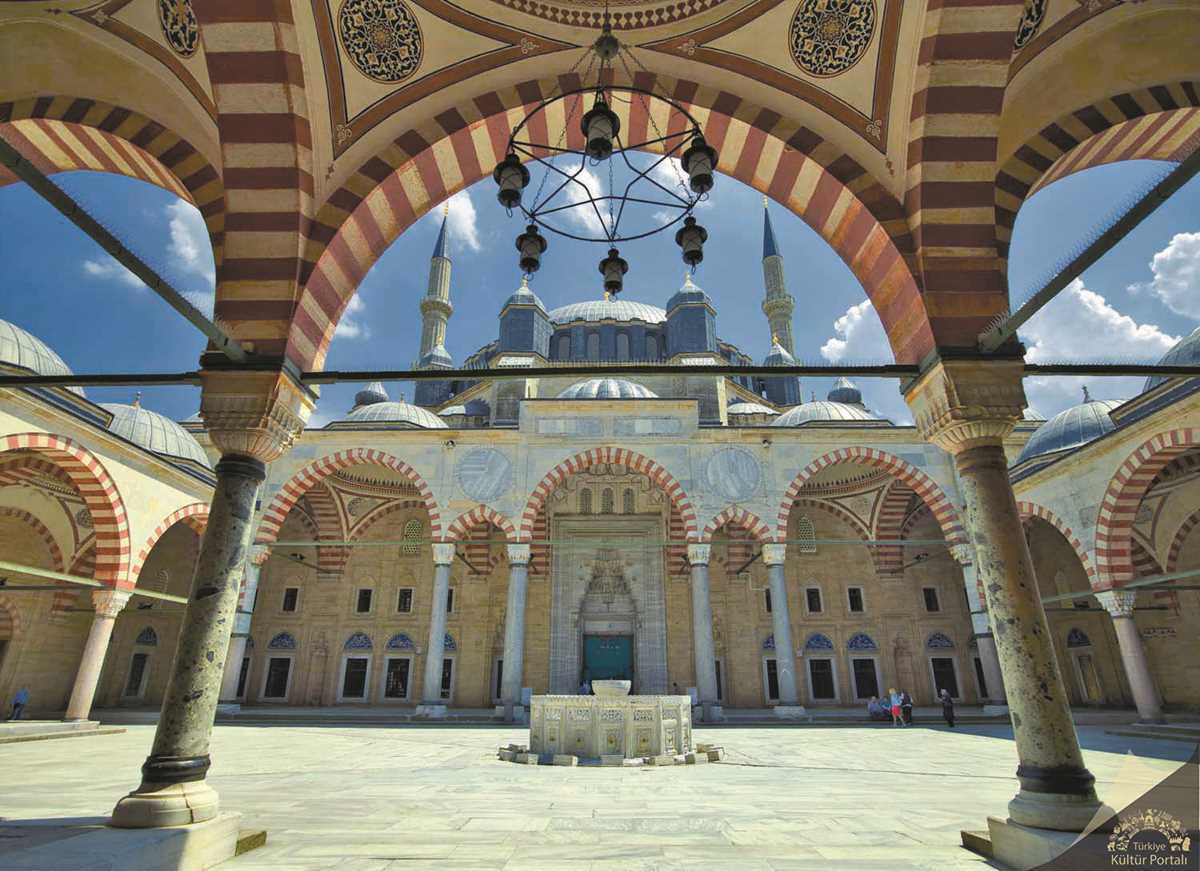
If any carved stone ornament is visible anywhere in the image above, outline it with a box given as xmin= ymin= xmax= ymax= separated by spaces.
xmin=432 ymin=542 xmax=456 ymax=565
xmin=339 ymin=0 xmax=424 ymax=84
xmin=904 ymin=359 xmax=1027 ymax=454
xmin=1095 ymin=588 xmax=1136 ymax=619
xmin=789 ymin=0 xmax=876 ymax=78
xmin=92 ymin=589 xmax=132 ymax=618
xmin=761 ymin=543 xmax=787 ymax=566
xmin=686 ymin=543 xmax=711 ymax=566
xmin=200 ymin=370 xmax=315 ymax=463
xmin=507 ymin=543 xmax=531 ymax=565
xmin=949 ymin=543 xmax=974 ymax=567
xmin=250 ymin=544 xmax=272 ymax=566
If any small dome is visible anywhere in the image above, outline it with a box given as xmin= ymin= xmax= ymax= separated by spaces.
xmin=1023 ymin=406 xmax=1046 ymax=422
xmin=0 ymin=319 xmax=83 ymax=396
xmin=1145 ymin=326 xmax=1200 ymax=392
xmin=666 ymin=273 xmax=711 ymax=311
xmin=548 ymin=299 xmax=666 ymax=325
xmin=418 ymin=344 xmax=453 ymax=368
xmin=336 ymin=400 xmax=448 ymax=429
xmin=557 ymin=378 xmax=658 ymax=400
xmin=762 ymin=339 xmax=796 ymax=367
xmin=827 ymin=377 xmax=862 ymax=405
xmin=440 ymin=398 xmax=489 ymax=417
xmin=100 ymin=402 xmax=212 ymax=469
xmin=1016 ymin=397 xmax=1123 ymax=464
xmin=501 ymin=277 xmax=547 ymax=313
xmin=727 ymin=401 xmax=778 ymax=416
xmin=772 ymin=401 xmax=877 ymax=426
xmin=354 ymin=381 xmax=389 ymax=407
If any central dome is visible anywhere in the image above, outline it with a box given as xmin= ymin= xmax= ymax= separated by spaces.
xmin=548 ymin=299 xmax=666 ymax=325
xmin=558 ymin=378 xmax=658 ymax=400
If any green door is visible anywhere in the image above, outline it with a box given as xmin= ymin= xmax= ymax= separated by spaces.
xmin=583 ymin=635 xmax=633 ymax=681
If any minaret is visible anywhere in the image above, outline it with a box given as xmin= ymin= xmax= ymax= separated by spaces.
xmin=761 ymin=197 xmax=796 ymax=355
xmin=414 ymin=205 xmax=455 ymax=407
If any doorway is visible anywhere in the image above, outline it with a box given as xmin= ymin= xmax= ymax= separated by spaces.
xmin=1072 ymin=651 xmax=1105 ymax=704
xmin=583 ymin=635 xmax=633 ymax=682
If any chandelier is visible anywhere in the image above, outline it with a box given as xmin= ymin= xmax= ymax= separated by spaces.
xmin=492 ymin=19 xmax=717 ymax=296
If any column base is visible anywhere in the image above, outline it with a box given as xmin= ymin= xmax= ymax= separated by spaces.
xmin=215 ymin=702 xmax=242 ymax=715
xmin=1008 ymin=788 xmax=1108 ymax=832
xmin=695 ymin=704 xmax=723 ymax=723
xmin=986 ymin=814 xmax=1114 ymax=870
xmin=111 ymin=780 xmax=220 ymax=829
xmin=772 ymin=706 xmax=808 ymax=719
xmin=415 ymin=704 xmax=448 ymax=719
xmin=497 ymin=704 xmax=527 ymax=724
xmin=982 ymin=704 xmax=1010 ymax=716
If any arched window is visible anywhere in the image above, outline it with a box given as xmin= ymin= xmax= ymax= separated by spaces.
xmin=601 ymin=488 xmax=615 ymax=514
xmin=622 ymin=488 xmax=635 ymax=514
xmin=616 ymin=333 xmax=630 ymax=360
xmin=401 ymin=519 xmax=422 ymax=556
xmin=580 ymin=488 xmax=593 ymax=514
xmin=796 ymin=514 xmax=816 ymax=553
xmin=558 ymin=335 xmax=571 ymax=359
xmin=645 ymin=335 xmax=658 ymax=359
xmin=586 ymin=332 xmax=600 ymax=359
xmin=134 ymin=627 xmax=158 ymax=646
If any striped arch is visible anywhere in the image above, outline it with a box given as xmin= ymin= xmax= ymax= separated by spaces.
xmin=0 ymin=506 xmax=64 ymax=573
xmin=1 ymin=434 xmax=130 ymax=589
xmin=0 ymin=98 xmax=224 ymax=265
xmin=701 ymin=506 xmax=771 ymax=544
xmin=791 ymin=498 xmax=871 ymax=544
xmin=256 ymin=449 xmax=441 ymax=545
xmin=446 ymin=505 xmax=518 ymax=543
xmin=348 ymin=499 xmax=429 ymax=542
xmin=0 ymin=454 xmax=76 ymax=490
xmin=1016 ymin=501 xmax=1099 ymax=588
xmin=872 ymin=480 xmax=915 ymax=578
xmin=128 ymin=502 xmax=209 ymax=585
xmin=1095 ymin=429 xmax=1200 ymax=588
xmin=777 ymin=447 xmax=965 ymax=547
xmin=904 ymin=0 xmax=1027 ymax=350
xmin=996 ymin=83 xmax=1200 ymax=256
xmin=302 ymin=483 xmax=349 ymax=580
xmin=1167 ymin=507 xmax=1200 ymax=574
xmin=519 ymin=447 xmax=698 ymax=542
xmin=290 ymin=72 xmax=929 ymax=370
xmin=193 ymin=0 xmax=313 ymax=357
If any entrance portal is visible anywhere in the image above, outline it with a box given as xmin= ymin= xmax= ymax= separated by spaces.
xmin=584 ymin=635 xmax=633 ymax=682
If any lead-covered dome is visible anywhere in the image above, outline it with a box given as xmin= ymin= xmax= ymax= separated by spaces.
xmin=1144 ymin=326 xmax=1200 ymax=392
xmin=772 ymin=400 xmax=877 ymax=426
xmin=727 ymin=401 xmax=778 ymax=416
xmin=548 ymin=299 xmax=666 ymax=325
xmin=501 ymin=277 xmax=547 ymax=313
xmin=336 ymin=400 xmax=448 ymax=429
xmin=0 ymin=319 xmax=84 ymax=396
xmin=1015 ymin=397 xmax=1123 ymax=465
xmin=100 ymin=403 xmax=211 ymax=469
xmin=557 ymin=378 xmax=658 ymax=400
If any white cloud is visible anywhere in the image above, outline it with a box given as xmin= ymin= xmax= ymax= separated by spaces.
xmin=560 ymin=164 xmax=609 ymax=236
xmin=184 ymin=289 xmax=215 ymax=318
xmin=1020 ymin=278 xmax=1178 ymax=416
xmin=444 ymin=189 xmax=481 ymax=253
xmin=165 ymin=200 xmax=215 ymax=284
xmin=818 ymin=299 xmax=911 ymax=423
xmin=1128 ymin=231 xmax=1200 ymax=320
xmin=82 ymin=257 xmax=144 ymax=289
xmin=334 ymin=293 xmax=369 ymax=341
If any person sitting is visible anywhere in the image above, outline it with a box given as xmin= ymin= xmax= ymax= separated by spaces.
xmin=866 ymin=696 xmax=890 ymax=720
xmin=577 ymin=678 xmax=591 ymax=695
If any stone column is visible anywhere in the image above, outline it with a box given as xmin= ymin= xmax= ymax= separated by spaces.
xmin=687 ymin=544 xmax=722 ymax=722
xmin=907 ymin=359 xmax=1102 ymax=833
xmin=500 ymin=543 xmax=531 ymax=722
xmin=1096 ymin=589 xmax=1164 ymax=723
xmin=952 ymin=546 xmax=1007 ymax=708
xmin=418 ymin=543 xmax=455 ymax=714
xmin=217 ymin=545 xmax=270 ymax=710
xmin=111 ymin=367 xmax=312 ymax=829
xmin=64 ymin=589 xmax=132 ymax=721
xmin=763 ymin=544 xmax=804 ymax=714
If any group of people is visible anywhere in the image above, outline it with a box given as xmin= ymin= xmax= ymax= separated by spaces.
xmin=866 ymin=688 xmax=956 ymax=727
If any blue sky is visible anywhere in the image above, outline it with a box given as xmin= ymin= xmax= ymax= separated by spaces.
xmin=0 ymin=159 xmax=1196 ymax=427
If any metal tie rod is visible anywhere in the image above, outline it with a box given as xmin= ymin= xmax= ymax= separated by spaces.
xmin=0 ymin=134 xmax=248 ymax=363
xmin=980 ymin=146 xmax=1200 ymax=353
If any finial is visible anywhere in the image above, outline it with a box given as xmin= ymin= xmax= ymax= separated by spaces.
xmin=1082 ymin=385 xmax=1091 ymax=402
xmin=772 ymin=332 xmax=780 ymax=346
xmin=442 ymin=201 xmax=450 ymax=217
xmin=132 ymin=391 xmax=142 ymax=409
xmin=763 ymin=195 xmax=769 ymax=208
xmin=604 ymin=289 xmax=611 ymax=301
xmin=520 ymin=275 xmax=529 ymax=288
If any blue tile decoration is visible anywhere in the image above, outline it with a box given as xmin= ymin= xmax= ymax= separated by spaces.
xmin=134 ymin=626 xmax=158 ymax=646
xmin=345 ymin=631 xmax=373 ymax=650
xmin=926 ymin=631 xmax=954 ymax=649
xmin=762 ymin=634 xmax=775 ymax=651
xmin=444 ymin=633 xmax=457 ymax=651
xmin=268 ymin=632 xmax=297 ymax=650
xmin=1066 ymin=627 xmax=1092 ymax=648
xmin=846 ymin=632 xmax=877 ymax=651
xmin=386 ymin=633 xmax=415 ymax=650
xmin=804 ymin=632 xmax=834 ymax=651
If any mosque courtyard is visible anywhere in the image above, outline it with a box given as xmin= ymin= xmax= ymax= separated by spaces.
xmin=1 ymin=722 xmax=1193 ymax=870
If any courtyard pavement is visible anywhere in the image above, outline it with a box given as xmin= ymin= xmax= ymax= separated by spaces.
xmin=0 ymin=722 xmax=1194 ymax=870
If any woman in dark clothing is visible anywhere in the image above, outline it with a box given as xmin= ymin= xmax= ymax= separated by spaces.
xmin=900 ymin=690 xmax=914 ymax=725
xmin=939 ymin=688 xmax=955 ymax=727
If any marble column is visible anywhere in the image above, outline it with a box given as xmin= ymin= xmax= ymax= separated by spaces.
xmin=952 ymin=547 xmax=1007 ymax=706
xmin=1096 ymin=589 xmax=1164 ymax=723
xmin=763 ymin=544 xmax=802 ymax=711
xmin=907 ymin=359 xmax=1102 ymax=833
xmin=687 ymin=544 xmax=721 ymax=721
xmin=419 ymin=543 xmax=455 ymax=711
xmin=217 ymin=545 xmax=269 ymax=709
xmin=64 ymin=589 xmax=132 ymax=721
xmin=111 ymin=454 xmax=266 ymax=828
xmin=500 ymin=543 xmax=531 ymax=722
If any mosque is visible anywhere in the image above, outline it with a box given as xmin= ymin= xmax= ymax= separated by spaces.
xmin=1 ymin=205 xmax=1197 ymax=723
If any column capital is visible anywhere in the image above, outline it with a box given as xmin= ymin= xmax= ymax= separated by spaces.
xmin=506 ymin=543 xmax=531 ymax=565
xmin=687 ymin=543 xmax=711 ymax=566
xmin=949 ymin=543 xmax=975 ymax=567
xmin=249 ymin=544 xmax=272 ymax=566
xmin=92 ymin=588 xmax=132 ymax=618
xmin=432 ymin=542 xmax=456 ymax=565
xmin=1095 ymin=588 xmax=1136 ymax=618
xmin=904 ymin=358 xmax=1026 ymax=454
xmin=200 ymin=368 xmax=316 ymax=463
xmin=761 ymin=543 xmax=787 ymax=566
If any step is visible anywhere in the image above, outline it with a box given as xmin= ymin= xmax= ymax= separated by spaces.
xmin=236 ymin=828 xmax=268 ymax=856
xmin=960 ymin=829 xmax=992 ymax=859
xmin=0 ymin=725 xmax=126 ymax=745
xmin=1106 ymin=723 xmax=1200 ymax=743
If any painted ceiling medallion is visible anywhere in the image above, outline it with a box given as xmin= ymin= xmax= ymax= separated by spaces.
xmin=1014 ymin=0 xmax=1048 ymax=50
xmin=789 ymin=0 xmax=876 ymax=78
xmin=157 ymin=0 xmax=199 ymax=58
xmin=339 ymin=0 xmax=424 ymax=84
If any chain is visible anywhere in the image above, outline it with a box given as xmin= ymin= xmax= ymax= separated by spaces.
xmin=617 ymin=47 xmax=689 ymax=193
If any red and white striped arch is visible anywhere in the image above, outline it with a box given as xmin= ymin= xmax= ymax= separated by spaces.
xmin=1167 ymin=507 xmax=1200 ymax=574
xmin=288 ymin=72 xmax=930 ymax=370
xmin=0 ymin=506 xmax=64 ymax=573
xmin=256 ymin=449 xmax=441 ymax=545
xmin=777 ymin=447 xmax=965 ymax=547
xmin=871 ymin=480 xmax=914 ymax=577
xmin=128 ymin=502 xmax=209 ymax=586
xmin=348 ymin=499 xmax=429 ymax=543
xmin=701 ymin=506 xmax=771 ymax=544
xmin=1 ymin=434 xmax=130 ymax=589
xmin=1016 ymin=501 xmax=1098 ymax=589
xmin=519 ymin=447 xmax=697 ymax=542
xmin=1095 ymin=429 xmax=1200 ymax=588
xmin=446 ymin=504 xmax=518 ymax=543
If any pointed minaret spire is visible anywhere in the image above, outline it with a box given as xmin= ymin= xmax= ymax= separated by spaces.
xmin=414 ymin=203 xmax=455 ymax=407
xmin=760 ymin=198 xmax=795 ymax=356
xmin=432 ymin=201 xmax=450 ymax=260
